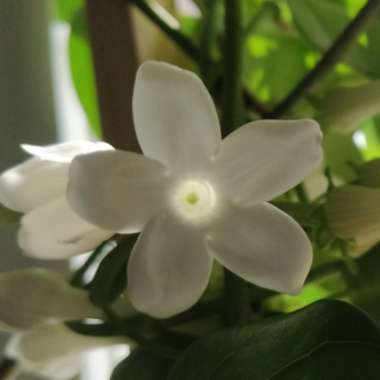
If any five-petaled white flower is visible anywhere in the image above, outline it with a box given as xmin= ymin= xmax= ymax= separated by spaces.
xmin=67 ymin=61 xmax=323 ymax=318
xmin=0 ymin=142 xmax=113 ymax=259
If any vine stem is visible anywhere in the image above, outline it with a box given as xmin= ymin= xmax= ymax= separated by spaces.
xmin=222 ymin=0 xmax=252 ymax=326
xmin=127 ymin=0 xmax=267 ymax=115
xmin=129 ymin=0 xmax=199 ymax=59
xmin=266 ymin=0 xmax=380 ymax=118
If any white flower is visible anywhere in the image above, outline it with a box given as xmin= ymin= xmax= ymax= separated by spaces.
xmin=0 ymin=141 xmax=114 ymax=259
xmin=67 ymin=61 xmax=323 ymax=318
xmin=6 ymin=324 xmax=126 ymax=380
xmin=0 ymin=269 xmax=126 ymax=379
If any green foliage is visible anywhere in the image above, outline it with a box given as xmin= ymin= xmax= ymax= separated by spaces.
xmin=244 ymin=35 xmax=309 ymax=103
xmin=0 ymin=203 xmax=21 ymax=224
xmin=52 ymin=2 xmax=380 ymax=377
xmin=69 ymin=10 xmax=102 ymax=137
xmin=346 ymin=245 xmax=380 ymax=323
xmin=89 ymin=235 xmax=138 ymax=307
xmin=53 ymin=0 xmax=101 ymax=137
xmin=169 ymin=300 xmax=380 ymax=380
xmin=55 ymin=0 xmax=82 ymax=22
xmin=288 ymin=0 xmax=380 ymax=78
xmin=323 ymin=132 xmax=363 ymax=181
xmin=111 ymin=349 xmax=174 ymax=380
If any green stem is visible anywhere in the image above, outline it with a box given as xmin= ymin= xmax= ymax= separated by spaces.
xmin=224 ymin=270 xmax=252 ymax=325
xmin=129 ymin=0 xmax=199 ymax=59
xmin=295 ymin=183 xmax=309 ymax=203
xmin=221 ymin=0 xmax=251 ymax=325
xmin=306 ymin=261 xmax=346 ymax=283
xmin=221 ymin=0 xmax=243 ymax=136
xmin=199 ymin=0 xmax=219 ymax=87
xmin=127 ymin=0 xmax=267 ymax=116
xmin=70 ymin=237 xmax=116 ymax=287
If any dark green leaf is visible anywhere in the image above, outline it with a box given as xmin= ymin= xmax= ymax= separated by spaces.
xmin=111 ymin=349 xmax=174 ymax=380
xmin=169 ymin=300 xmax=380 ymax=380
xmin=346 ymin=244 xmax=380 ymax=323
xmin=89 ymin=235 xmax=138 ymax=307
xmin=0 ymin=203 xmax=21 ymax=224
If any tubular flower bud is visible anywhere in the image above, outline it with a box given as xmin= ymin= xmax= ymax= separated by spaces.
xmin=319 ymin=80 xmax=380 ymax=134
xmin=326 ymin=185 xmax=380 ymax=256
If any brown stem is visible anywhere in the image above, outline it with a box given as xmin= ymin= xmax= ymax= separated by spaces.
xmin=85 ymin=0 xmax=140 ymax=151
xmin=267 ymin=0 xmax=380 ymax=118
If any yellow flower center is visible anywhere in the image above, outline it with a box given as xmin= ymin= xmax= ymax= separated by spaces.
xmin=185 ymin=192 xmax=200 ymax=205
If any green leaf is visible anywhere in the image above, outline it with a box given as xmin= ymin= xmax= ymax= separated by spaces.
xmin=169 ymin=300 xmax=380 ymax=380
xmin=55 ymin=0 xmax=83 ymax=22
xmin=111 ymin=349 xmax=174 ymax=380
xmin=360 ymin=118 xmax=380 ymax=160
xmin=0 ymin=203 xmax=21 ymax=224
xmin=244 ymin=35 xmax=309 ymax=103
xmin=346 ymin=244 xmax=380 ymax=323
xmin=89 ymin=235 xmax=138 ymax=307
xmin=287 ymin=0 xmax=370 ymax=76
xmin=69 ymin=10 xmax=102 ymax=137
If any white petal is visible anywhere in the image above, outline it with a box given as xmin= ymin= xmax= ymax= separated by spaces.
xmin=133 ymin=61 xmax=221 ymax=174
xmin=21 ymin=140 xmax=113 ymax=163
xmin=0 ymin=158 xmax=69 ymax=213
xmin=0 ymin=269 xmax=102 ymax=331
xmin=7 ymin=324 xmax=126 ymax=379
xmin=67 ymin=150 xmax=169 ymax=233
xmin=206 ymin=202 xmax=313 ymax=294
xmin=214 ymin=119 xmax=323 ymax=204
xmin=0 ymin=142 xmax=112 ymax=213
xmin=127 ymin=214 xmax=213 ymax=318
xmin=18 ymin=197 xmax=112 ymax=259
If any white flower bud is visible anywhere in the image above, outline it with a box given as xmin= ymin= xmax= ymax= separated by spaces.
xmin=326 ymin=185 xmax=380 ymax=256
xmin=319 ymin=80 xmax=380 ymax=133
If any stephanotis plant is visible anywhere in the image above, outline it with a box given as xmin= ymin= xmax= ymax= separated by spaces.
xmin=3 ymin=0 xmax=380 ymax=378
xmin=67 ymin=61 xmax=322 ymax=318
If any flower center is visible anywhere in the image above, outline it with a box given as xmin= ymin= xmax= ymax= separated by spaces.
xmin=185 ymin=192 xmax=200 ymax=205
xmin=171 ymin=180 xmax=217 ymax=224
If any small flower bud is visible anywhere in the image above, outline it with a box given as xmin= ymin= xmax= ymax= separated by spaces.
xmin=319 ymin=80 xmax=380 ymax=133
xmin=326 ymin=185 xmax=380 ymax=256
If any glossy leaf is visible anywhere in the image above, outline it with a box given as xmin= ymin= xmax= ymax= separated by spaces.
xmin=89 ymin=235 xmax=138 ymax=307
xmin=111 ymin=349 xmax=174 ymax=380
xmin=346 ymin=244 xmax=380 ymax=323
xmin=169 ymin=300 xmax=380 ymax=380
